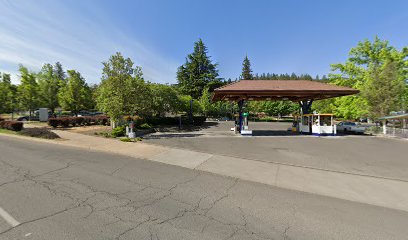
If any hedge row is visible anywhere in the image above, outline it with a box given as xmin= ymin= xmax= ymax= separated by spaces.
xmin=249 ymin=117 xmax=293 ymax=123
xmin=48 ymin=116 xmax=110 ymax=128
xmin=122 ymin=116 xmax=207 ymax=127
xmin=145 ymin=116 xmax=206 ymax=126
xmin=0 ymin=121 xmax=24 ymax=131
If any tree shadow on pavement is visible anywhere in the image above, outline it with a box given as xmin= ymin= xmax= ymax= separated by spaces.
xmin=143 ymin=133 xmax=204 ymax=139
xmin=252 ymin=130 xmax=300 ymax=136
xmin=154 ymin=121 xmax=219 ymax=133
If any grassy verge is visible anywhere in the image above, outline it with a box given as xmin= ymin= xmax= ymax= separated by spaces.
xmin=0 ymin=128 xmax=60 ymax=139
xmin=0 ymin=128 xmax=19 ymax=135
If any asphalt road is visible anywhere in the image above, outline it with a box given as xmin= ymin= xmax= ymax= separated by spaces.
xmin=1 ymin=135 xmax=408 ymax=240
xmin=146 ymin=121 xmax=408 ymax=181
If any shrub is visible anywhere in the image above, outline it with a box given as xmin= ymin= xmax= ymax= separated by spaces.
xmin=94 ymin=115 xmax=110 ymax=125
xmin=20 ymin=128 xmax=60 ymax=139
xmin=0 ymin=121 xmax=24 ymax=131
xmin=192 ymin=116 xmax=206 ymax=125
xmin=60 ymin=117 xmax=71 ymax=128
xmin=145 ymin=116 xmax=206 ymax=126
xmin=47 ymin=116 xmax=110 ymax=128
xmin=111 ymin=126 xmax=126 ymax=137
xmin=120 ymin=137 xmax=133 ymax=142
xmin=48 ymin=118 xmax=59 ymax=128
xmin=123 ymin=115 xmax=144 ymax=127
xmin=75 ymin=117 xmax=85 ymax=125
xmin=138 ymin=123 xmax=152 ymax=129
xmin=100 ymin=132 xmax=111 ymax=138
xmin=146 ymin=117 xmax=178 ymax=126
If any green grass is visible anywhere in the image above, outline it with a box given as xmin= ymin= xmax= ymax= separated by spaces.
xmin=0 ymin=128 xmax=19 ymax=135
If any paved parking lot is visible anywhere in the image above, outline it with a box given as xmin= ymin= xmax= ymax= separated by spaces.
xmin=145 ymin=121 xmax=408 ymax=181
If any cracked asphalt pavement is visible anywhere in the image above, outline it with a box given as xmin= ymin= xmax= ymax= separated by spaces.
xmin=1 ymin=135 xmax=408 ymax=240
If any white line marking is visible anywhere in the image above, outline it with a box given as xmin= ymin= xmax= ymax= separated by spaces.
xmin=0 ymin=207 xmax=20 ymax=227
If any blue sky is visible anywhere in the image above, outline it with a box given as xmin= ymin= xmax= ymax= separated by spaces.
xmin=1 ymin=0 xmax=407 ymax=84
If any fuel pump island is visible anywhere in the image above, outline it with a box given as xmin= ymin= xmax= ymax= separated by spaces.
xmin=212 ymin=80 xmax=359 ymax=136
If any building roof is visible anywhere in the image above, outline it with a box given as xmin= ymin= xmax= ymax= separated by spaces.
xmin=212 ymin=80 xmax=359 ymax=102
xmin=378 ymin=113 xmax=408 ymax=120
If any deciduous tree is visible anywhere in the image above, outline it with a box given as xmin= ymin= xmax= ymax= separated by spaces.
xmin=96 ymin=52 xmax=151 ymax=123
xmin=150 ymin=84 xmax=179 ymax=117
xmin=58 ymin=70 xmax=91 ymax=116
xmin=0 ymin=73 xmax=15 ymax=113
xmin=17 ymin=65 xmax=40 ymax=119
xmin=328 ymin=36 xmax=408 ymax=119
xmin=38 ymin=63 xmax=61 ymax=113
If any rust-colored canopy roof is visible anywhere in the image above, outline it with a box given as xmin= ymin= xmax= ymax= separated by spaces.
xmin=212 ymin=80 xmax=359 ymax=102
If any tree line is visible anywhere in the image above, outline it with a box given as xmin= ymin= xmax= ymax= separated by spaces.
xmin=312 ymin=37 xmax=408 ymax=119
xmin=0 ymin=63 xmax=94 ymax=118
xmin=1 ymin=36 xmax=407 ymax=121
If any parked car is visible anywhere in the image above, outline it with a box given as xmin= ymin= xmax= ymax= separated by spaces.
xmin=77 ymin=111 xmax=104 ymax=117
xmin=17 ymin=109 xmax=52 ymax=121
xmin=336 ymin=121 xmax=366 ymax=134
xmin=17 ymin=115 xmax=39 ymax=121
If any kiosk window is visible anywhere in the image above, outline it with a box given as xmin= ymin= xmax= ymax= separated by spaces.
xmin=320 ymin=116 xmax=331 ymax=126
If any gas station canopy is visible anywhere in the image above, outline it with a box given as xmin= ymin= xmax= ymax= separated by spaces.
xmin=212 ymin=80 xmax=359 ymax=102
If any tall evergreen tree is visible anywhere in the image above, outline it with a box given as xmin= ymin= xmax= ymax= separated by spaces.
xmin=241 ymin=55 xmax=253 ymax=80
xmin=54 ymin=62 xmax=66 ymax=83
xmin=177 ymin=39 xmax=220 ymax=99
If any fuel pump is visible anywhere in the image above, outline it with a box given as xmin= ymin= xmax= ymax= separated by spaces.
xmin=231 ymin=114 xmax=240 ymax=134
xmin=240 ymin=112 xmax=252 ymax=135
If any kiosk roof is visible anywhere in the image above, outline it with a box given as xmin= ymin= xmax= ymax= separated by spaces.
xmin=212 ymin=80 xmax=359 ymax=102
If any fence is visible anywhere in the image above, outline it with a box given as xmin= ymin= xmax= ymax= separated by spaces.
xmin=385 ymin=127 xmax=408 ymax=139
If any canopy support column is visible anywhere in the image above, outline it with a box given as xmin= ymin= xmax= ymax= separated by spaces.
xmin=238 ymin=99 xmax=244 ymax=133
xmin=299 ymin=100 xmax=313 ymax=114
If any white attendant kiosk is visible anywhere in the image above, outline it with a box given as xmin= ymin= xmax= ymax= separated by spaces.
xmin=39 ymin=108 xmax=49 ymax=122
xmin=299 ymin=114 xmax=336 ymax=136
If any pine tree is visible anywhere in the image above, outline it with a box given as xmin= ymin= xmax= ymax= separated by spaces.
xmin=54 ymin=62 xmax=66 ymax=83
xmin=177 ymin=39 xmax=220 ymax=99
xmin=241 ymin=55 xmax=253 ymax=79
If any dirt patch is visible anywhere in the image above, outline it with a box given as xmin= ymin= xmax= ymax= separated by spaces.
xmin=67 ymin=125 xmax=111 ymax=135
xmin=20 ymin=128 xmax=60 ymax=139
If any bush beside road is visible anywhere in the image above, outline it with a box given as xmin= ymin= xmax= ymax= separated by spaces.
xmin=0 ymin=120 xmax=23 ymax=131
